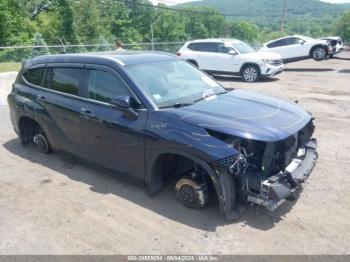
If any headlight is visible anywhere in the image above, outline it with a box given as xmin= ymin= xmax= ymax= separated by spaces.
xmin=262 ymin=59 xmax=275 ymax=65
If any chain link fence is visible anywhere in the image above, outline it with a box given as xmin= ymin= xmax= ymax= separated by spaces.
xmin=0 ymin=41 xmax=263 ymax=72
xmin=0 ymin=42 xmax=185 ymax=63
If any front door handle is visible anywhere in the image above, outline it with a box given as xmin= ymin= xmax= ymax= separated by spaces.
xmin=81 ymin=108 xmax=95 ymax=118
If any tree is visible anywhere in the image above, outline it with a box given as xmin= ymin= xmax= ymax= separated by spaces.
xmin=74 ymin=0 xmax=101 ymax=43
xmin=227 ymin=21 xmax=259 ymax=42
xmin=96 ymin=35 xmax=110 ymax=52
xmin=58 ymin=0 xmax=76 ymax=43
xmin=184 ymin=7 xmax=226 ymax=39
xmin=335 ymin=11 xmax=350 ymax=42
xmin=153 ymin=7 xmax=188 ymax=42
xmin=31 ymin=32 xmax=50 ymax=57
xmin=35 ymin=10 xmax=61 ymax=43
xmin=0 ymin=0 xmax=33 ymax=45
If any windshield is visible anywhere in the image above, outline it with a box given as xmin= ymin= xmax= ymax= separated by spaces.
xmin=125 ymin=60 xmax=225 ymax=108
xmin=232 ymin=41 xmax=255 ymax=54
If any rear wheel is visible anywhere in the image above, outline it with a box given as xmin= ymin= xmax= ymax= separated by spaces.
xmin=311 ymin=46 xmax=327 ymax=61
xmin=241 ymin=65 xmax=260 ymax=82
xmin=33 ymin=133 xmax=51 ymax=154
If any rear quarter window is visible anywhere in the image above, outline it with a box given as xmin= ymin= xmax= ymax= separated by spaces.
xmin=188 ymin=43 xmax=199 ymax=51
xmin=23 ymin=68 xmax=45 ymax=86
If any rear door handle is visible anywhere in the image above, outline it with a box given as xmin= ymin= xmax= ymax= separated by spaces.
xmin=37 ymin=94 xmax=46 ymax=100
xmin=81 ymin=108 xmax=95 ymax=118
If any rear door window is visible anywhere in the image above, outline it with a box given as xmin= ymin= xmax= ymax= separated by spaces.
xmin=45 ymin=68 xmax=82 ymax=96
xmin=23 ymin=68 xmax=45 ymax=86
xmin=188 ymin=42 xmax=220 ymax=52
xmin=197 ymin=42 xmax=220 ymax=52
xmin=267 ymin=39 xmax=287 ymax=48
xmin=87 ymin=69 xmax=131 ymax=103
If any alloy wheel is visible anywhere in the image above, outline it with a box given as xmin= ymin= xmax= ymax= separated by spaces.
xmin=243 ymin=67 xmax=258 ymax=82
xmin=313 ymin=47 xmax=326 ymax=61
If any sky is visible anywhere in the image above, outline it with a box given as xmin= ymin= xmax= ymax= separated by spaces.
xmin=150 ymin=0 xmax=350 ymax=5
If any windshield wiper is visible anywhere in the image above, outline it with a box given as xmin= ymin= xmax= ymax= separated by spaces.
xmin=159 ymin=91 xmax=229 ymax=109
xmin=159 ymin=102 xmax=194 ymax=109
xmin=193 ymin=91 xmax=229 ymax=104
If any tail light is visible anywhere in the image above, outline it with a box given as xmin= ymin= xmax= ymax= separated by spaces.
xmin=176 ymin=52 xmax=181 ymax=57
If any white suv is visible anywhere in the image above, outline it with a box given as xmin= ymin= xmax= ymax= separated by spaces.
xmin=261 ymin=35 xmax=331 ymax=62
xmin=177 ymin=39 xmax=284 ymax=82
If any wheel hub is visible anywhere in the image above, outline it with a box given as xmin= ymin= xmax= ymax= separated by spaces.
xmin=179 ymin=185 xmax=197 ymax=205
xmin=37 ymin=137 xmax=46 ymax=151
xmin=33 ymin=133 xmax=49 ymax=154
xmin=313 ymin=48 xmax=325 ymax=60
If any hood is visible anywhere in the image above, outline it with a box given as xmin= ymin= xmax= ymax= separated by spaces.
xmin=244 ymin=51 xmax=282 ymax=61
xmin=320 ymin=36 xmax=341 ymax=41
xmin=310 ymin=39 xmax=329 ymax=45
xmin=174 ymin=90 xmax=311 ymax=142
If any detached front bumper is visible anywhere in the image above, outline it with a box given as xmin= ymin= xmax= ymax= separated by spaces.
xmin=247 ymin=139 xmax=318 ymax=211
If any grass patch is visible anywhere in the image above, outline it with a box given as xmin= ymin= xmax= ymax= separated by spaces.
xmin=0 ymin=62 xmax=21 ymax=73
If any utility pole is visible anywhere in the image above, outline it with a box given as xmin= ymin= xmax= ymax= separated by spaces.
xmin=151 ymin=23 xmax=155 ymax=51
xmin=150 ymin=13 xmax=161 ymax=51
xmin=280 ymin=0 xmax=288 ymax=32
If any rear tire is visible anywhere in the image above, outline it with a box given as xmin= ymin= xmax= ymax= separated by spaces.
xmin=33 ymin=133 xmax=51 ymax=154
xmin=241 ymin=65 xmax=260 ymax=82
xmin=311 ymin=46 xmax=327 ymax=61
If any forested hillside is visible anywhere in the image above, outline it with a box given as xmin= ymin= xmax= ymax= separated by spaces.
xmin=181 ymin=0 xmax=349 ymax=18
xmin=180 ymin=0 xmax=350 ymax=35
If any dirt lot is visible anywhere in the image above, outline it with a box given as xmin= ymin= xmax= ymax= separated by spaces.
xmin=0 ymin=53 xmax=350 ymax=255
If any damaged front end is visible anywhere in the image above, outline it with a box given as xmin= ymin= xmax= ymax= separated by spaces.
xmin=212 ymin=119 xmax=318 ymax=214
xmin=245 ymin=138 xmax=317 ymax=211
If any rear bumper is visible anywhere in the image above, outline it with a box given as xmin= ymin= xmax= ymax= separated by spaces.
xmin=247 ymin=138 xmax=318 ymax=211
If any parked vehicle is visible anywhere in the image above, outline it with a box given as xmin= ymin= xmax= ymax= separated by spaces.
xmin=261 ymin=35 xmax=331 ymax=62
xmin=8 ymin=52 xmax=318 ymax=220
xmin=320 ymin=36 xmax=344 ymax=58
xmin=177 ymin=39 xmax=284 ymax=82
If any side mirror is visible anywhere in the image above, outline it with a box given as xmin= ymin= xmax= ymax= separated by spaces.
xmin=298 ymin=40 xmax=305 ymax=45
xmin=228 ymin=50 xmax=237 ymax=55
xmin=111 ymin=95 xmax=138 ymax=120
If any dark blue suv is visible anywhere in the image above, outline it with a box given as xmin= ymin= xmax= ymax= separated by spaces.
xmin=8 ymin=52 xmax=318 ymax=219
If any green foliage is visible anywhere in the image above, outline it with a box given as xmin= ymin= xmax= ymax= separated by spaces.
xmin=0 ymin=0 xmax=33 ymax=45
xmin=335 ymin=11 xmax=350 ymax=41
xmin=74 ymin=0 xmax=101 ymax=43
xmin=31 ymin=32 xmax=50 ymax=57
xmin=227 ymin=21 xmax=259 ymax=42
xmin=182 ymin=0 xmax=350 ymax=39
xmin=0 ymin=0 xmax=349 ymax=63
xmin=181 ymin=0 xmax=349 ymax=22
xmin=153 ymin=6 xmax=188 ymax=41
xmin=96 ymin=35 xmax=111 ymax=52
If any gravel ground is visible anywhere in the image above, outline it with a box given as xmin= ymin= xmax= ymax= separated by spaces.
xmin=0 ymin=53 xmax=350 ymax=255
